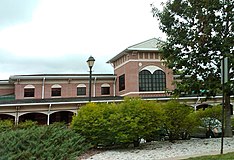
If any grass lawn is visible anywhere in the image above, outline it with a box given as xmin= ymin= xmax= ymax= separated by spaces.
xmin=187 ymin=152 xmax=234 ymax=159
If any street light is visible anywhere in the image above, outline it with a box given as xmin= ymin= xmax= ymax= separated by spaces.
xmin=87 ymin=56 xmax=95 ymax=102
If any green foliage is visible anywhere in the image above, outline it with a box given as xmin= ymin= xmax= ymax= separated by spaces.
xmin=231 ymin=117 xmax=234 ymax=129
xmin=71 ymin=103 xmax=114 ymax=147
xmin=187 ymin=151 xmax=234 ymax=160
xmin=109 ymin=98 xmax=163 ymax=147
xmin=195 ymin=105 xmax=222 ymax=133
xmin=71 ymin=98 xmax=163 ymax=147
xmin=0 ymin=123 xmax=91 ymax=160
xmin=0 ymin=119 xmax=14 ymax=132
xmin=162 ymin=101 xmax=199 ymax=141
xmin=152 ymin=0 xmax=233 ymax=137
xmin=196 ymin=105 xmax=222 ymax=121
xmin=17 ymin=120 xmax=38 ymax=129
xmin=152 ymin=0 xmax=234 ymax=97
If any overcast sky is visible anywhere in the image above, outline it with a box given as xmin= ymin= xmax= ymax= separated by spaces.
xmin=0 ymin=0 xmax=166 ymax=79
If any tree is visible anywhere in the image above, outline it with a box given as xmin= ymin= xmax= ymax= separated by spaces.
xmin=152 ymin=0 xmax=233 ymax=137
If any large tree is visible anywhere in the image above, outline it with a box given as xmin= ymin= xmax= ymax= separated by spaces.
xmin=152 ymin=0 xmax=233 ymax=137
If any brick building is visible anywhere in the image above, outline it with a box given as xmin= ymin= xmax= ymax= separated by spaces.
xmin=0 ymin=38 xmax=175 ymax=124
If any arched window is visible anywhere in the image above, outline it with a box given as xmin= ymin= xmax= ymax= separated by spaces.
xmin=77 ymin=84 xmax=86 ymax=96
xmin=51 ymin=84 xmax=61 ymax=97
xmin=101 ymin=83 xmax=110 ymax=95
xmin=152 ymin=70 xmax=166 ymax=91
xmin=24 ymin=85 xmax=35 ymax=97
xmin=139 ymin=69 xmax=166 ymax=91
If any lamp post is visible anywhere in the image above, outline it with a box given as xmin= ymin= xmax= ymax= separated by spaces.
xmin=87 ymin=56 xmax=95 ymax=102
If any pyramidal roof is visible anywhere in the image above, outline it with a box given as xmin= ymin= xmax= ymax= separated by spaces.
xmin=127 ymin=38 xmax=163 ymax=51
xmin=107 ymin=38 xmax=164 ymax=63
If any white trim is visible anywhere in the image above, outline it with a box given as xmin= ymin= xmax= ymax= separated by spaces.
xmin=140 ymin=65 xmax=163 ymax=74
xmin=0 ymin=95 xmax=233 ymax=107
xmin=77 ymin=84 xmax=86 ymax=87
xmin=51 ymin=84 xmax=61 ymax=88
xmin=24 ymin=84 xmax=35 ymax=89
xmin=120 ymin=91 xmax=166 ymax=96
xmin=10 ymin=75 xmax=116 ymax=80
xmin=42 ymin=77 xmax=45 ymax=99
xmin=93 ymin=77 xmax=97 ymax=97
xmin=101 ymin=83 xmax=110 ymax=87
xmin=113 ymin=77 xmax=117 ymax=96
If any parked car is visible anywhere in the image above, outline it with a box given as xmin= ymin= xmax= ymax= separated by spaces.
xmin=193 ymin=103 xmax=211 ymax=111
xmin=191 ymin=117 xmax=222 ymax=138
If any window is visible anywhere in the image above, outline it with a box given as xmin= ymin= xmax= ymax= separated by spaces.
xmin=51 ymin=84 xmax=61 ymax=97
xmin=77 ymin=84 xmax=86 ymax=96
xmin=24 ymin=85 xmax=35 ymax=97
xmin=139 ymin=70 xmax=166 ymax=91
xmin=101 ymin=84 xmax=110 ymax=95
xmin=119 ymin=74 xmax=125 ymax=91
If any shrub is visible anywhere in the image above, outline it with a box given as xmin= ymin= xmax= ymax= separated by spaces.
xmin=195 ymin=105 xmax=222 ymax=131
xmin=17 ymin=120 xmax=38 ymax=129
xmin=196 ymin=105 xmax=222 ymax=121
xmin=109 ymin=98 xmax=163 ymax=147
xmin=71 ymin=103 xmax=114 ymax=147
xmin=0 ymin=119 xmax=14 ymax=132
xmin=71 ymin=98 xmax=163 ymax=148
xmin=0 ymin=123 xmax=91 ymax=160
xmin=162 ymin=100 xmax=199 ymax=141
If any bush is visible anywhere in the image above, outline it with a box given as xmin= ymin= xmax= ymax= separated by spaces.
xmin=195 ymin=105 xmax=222 ymax=132
xmin=71 ymin=103 xmax=114 ymax=147
xmin=109 ymin=98 xmax=163 ymax=147
xmin=71 ymin=98 xmax=163 ymax=148
xmin=162 ymin=100 xmax=199 ymax=141
xmin=0 ymin=119 xmax=14 ymax=132
xmin=17 ymin=120 xmax=38 ymax=129
xmin=196 ymin=105 xmax=222 ymax=121
xmin=0 ymin=123 xmax=91 ymax=160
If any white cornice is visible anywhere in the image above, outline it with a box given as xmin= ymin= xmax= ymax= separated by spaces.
xmin=120 ymin=91 xmax=166 ymax=96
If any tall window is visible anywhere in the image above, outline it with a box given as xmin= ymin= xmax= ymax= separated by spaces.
xmin=101 ymin=84 xmax=110 ymax=95
xmin=77 ymin=84 xmax=86 ymax=96
xmin=139 ymin=69 xmax=166 ymax=91
xmin=119 ymin=74 xmax=125 ymax=91
xmin=24 ymin=85 xmax=35 ymax=97
xmin=51 ymin=84 xmax=61 ymax=97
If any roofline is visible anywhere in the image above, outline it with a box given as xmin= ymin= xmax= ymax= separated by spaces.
xmin=0 ymin=95 xmax=232 ymax=107
xmin=107 ymin=38 xmax=163 ymax=63
xmin=9 ymin=74 xmax=116 ymax=80
xmin=0 ymin=99 xmax=124 ymax=107
xmin=127 ymin=48 xmax=160 ymax=51
xmin=0 ymin=80 xmax=11 ymax=85
xmin=127 ymin=38 xmax=163 ymax=49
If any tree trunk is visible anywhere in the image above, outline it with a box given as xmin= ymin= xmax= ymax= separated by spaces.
xmin=224 ymin=94 xmax=233 ymax=137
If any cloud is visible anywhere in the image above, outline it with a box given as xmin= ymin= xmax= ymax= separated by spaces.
xmin=0 ymin=0 xmax=166 ymax=79
xmin=0 ymin=0 xmax=39 ymax=29
xmin=0 ymin=49 xmax=113 ymax=79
